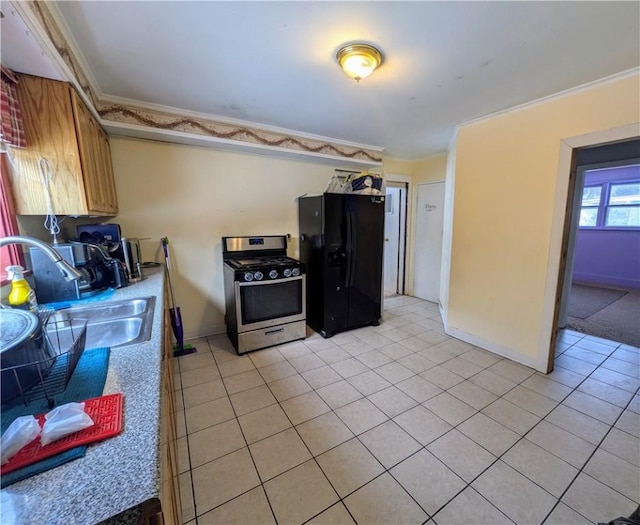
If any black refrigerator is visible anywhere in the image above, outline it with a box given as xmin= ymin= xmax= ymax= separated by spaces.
xmin=298 ymin=193 xmax=385 ymax=338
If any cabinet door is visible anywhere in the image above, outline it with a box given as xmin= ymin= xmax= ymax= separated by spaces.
xmin=11 ymin=75 xmax=88 ymax=215
xmin=70 ymin=90 xmax=115 ymax=214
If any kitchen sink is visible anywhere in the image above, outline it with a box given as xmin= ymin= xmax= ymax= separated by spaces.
xmin=47 ymin=296 xmax=156 ymax=349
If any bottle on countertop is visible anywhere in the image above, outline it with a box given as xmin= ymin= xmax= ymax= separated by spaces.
xmin=6 ymin=265 xmax=38 ymax=311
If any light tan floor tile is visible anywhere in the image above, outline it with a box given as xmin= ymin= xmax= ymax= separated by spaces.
xmin=459 ymin=348 xmax=502 ymax=368
xmin=600 ymin=427 xmax=640 ymax=467
xmin=355 ymin=350 xmax=393 ymax=368
xmin=433 ymin=486 xmax=513 ymax=525
xmin=503 ymin=385 xmax=558 ymax=417
xmin=577 ymin=377 xmax=635 ymax=408
xmin=397 ymin=353 xmax=436 ymax=373
xmin=457 ymin=412 xmax=520 ymax=456
xmin=301 ymin=365 xmax=342 ymax=389
xmin=589 ymin=367 xmax=640 ymax=392
xmin=264 ymin=460 xmax=339 ymax=524
xmin=177 ymin=435 xmax=190 ymax=473
xmin=268 ymin=373 xmax=312 ymax=402
xmin=237 ymin=404 xmax=292 ymax=444
xmin=502 ymin=438 xmax=578 ymax=497
xmin=482 ymin=398 xmax=540 ymax=435
xmin=218 ymin=356 xmax=256 ymax=378
xmin=197 ymin=486 xmax=275 ymax=525
xmin=330 ymin=357 xmax=370 ymax=378
xmin=229 ymin=384 xmax=276 ymax=416
xmin=393 ymin=405 xmax=452 ymax=446
xmin=316 ymin=346 xmax=352 ymax=364
xmin=288 ymin=352 xmax=325 ymax=373
xmin=562 ymin=473 xmax=637 ymax=524
xmin=316 ymin=380 xmax=363 ymax=409
xmin=258 ymin=360 xmax=298 ymax=383
xmin=296 ymin=411 xmax=354 ymax=456
xmin=347 ymin=370 xmax=392 ymax=396
xmin=192 ymin=448 xmax=260 ymax=516
xmin=188 ymin=419 xmax=245 ymax=468
xmin=248 ymin=347 xmax=285 ymax=368
xmin=469 ymin=369 xmax=517 ymax=396
xmin=396 ymin=375 xmax=442 ymax=403
xmin=343 ymin=472 xmax=428 ymax=524
xmin=526 ymin=421 xmax=596 ymax=468
xmin=359 ymin=420 xmax=421 ymax=469
xmin=306 ymin=503 xmax=355 ymax=525
xmin=317 ymin=438 xmax=384 ymax=497
xmin=278 ymin=340 xmax=312 ymax=359
xmin=358 ymin=332 xmax=396 ymax=349
xmin=176 ymin=409 xmax=186 ymax=438
xmin=222 ymin=369 xmax=265 ymax=395
xmin=584 ymin=448 xmax=640 ymax=503
xmin=615 ymin=409 xmax=640 ymax=438
xmin=249 ymin=427 xmax=312 ymax=481
xmin=441 ymin=356 xmax=484 ymax=378
xmin=179 ymin=352 xmax=216 ymax=372
xmin=390 ymin=449 xmax=466 ymax=516
xmin=545 ymin=366 xmax=586 ymax=388
xmin=179 ymin=471 xmax=195 ymax=523
xmin=368 ymin=385 xmax=418 ymax=417
xmin=521 ymin=373 xmax=573 ymax=401
xmin=379 ymin=342 xmax=415 ymax=360
xmin=375 ymin=361 xmax=415 ymax=383
xmin=280 ymin=391 xmax=330 ymax=425
xmin=472 ymin=460 xmax=556 ymax=524
xmin=563 ymin=390 xmax=623 ymax=425
xmin=181 ymin=365 xmax=221 ymax=389
xmin=185 ymin=396 xmax=235 ymax=434
xmin=182 ymin=379 xmax=227 ymax=409
xmin=487 ymin=359 xmax=535 ymax=383
xmin=545 ymin=502 xmax=593 ymax=525
xmin=420 ymin=366 xmax=465 ymax=389
xmin=448 ymin=381 xmax=498 ymax=410
xmin=545 ymin=404 xmax=610 ymax=445
xmin=423 ymin=392 xmax=477 ymax=426
xmin=335 ymin=398 xmax=389 ymax=435
xmin=427 ymin=429 xmax=496 ymax=482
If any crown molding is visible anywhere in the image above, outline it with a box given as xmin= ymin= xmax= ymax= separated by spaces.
xmin=14 ymin=1 xmax=383 ymax=166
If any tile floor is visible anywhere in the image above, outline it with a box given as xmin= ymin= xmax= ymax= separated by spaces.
xmin=173 ymin=295 xmax=640 ymax=525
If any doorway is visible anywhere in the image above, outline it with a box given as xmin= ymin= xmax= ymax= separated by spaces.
xmin=383 ymin=182 xmax=407 ymax=296
xmin=413 ymin=181 xmax=446 ymax=303
xmin=548 ymin=136 xmax=640 ymax=371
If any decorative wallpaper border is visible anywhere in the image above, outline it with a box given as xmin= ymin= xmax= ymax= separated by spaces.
xmin=20 ymin=1 xmax=383 ymax=165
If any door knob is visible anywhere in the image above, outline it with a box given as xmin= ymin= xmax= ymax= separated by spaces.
xmin=385 ymin=238 xmax=389 ymax=242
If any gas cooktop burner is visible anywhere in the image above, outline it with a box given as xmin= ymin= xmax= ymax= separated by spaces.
xmin=227 ymin=256 xmax=299 ymax=269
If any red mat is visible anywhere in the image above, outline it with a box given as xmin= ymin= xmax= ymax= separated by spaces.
xmin=1 ymin=393 xmax=123 ymax=475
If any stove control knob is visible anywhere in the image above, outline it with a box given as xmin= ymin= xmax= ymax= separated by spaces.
xmin=254 ymin=271 xmax=263 ymax=281
xmin=269 ymin=270 xmax=278 ymax=279
xmin=291 ymin=268 xmax=300 ymax=277
xmin=244 ymin=272 xmax=253 ymax=282
xmin=283 ymin=268 xmax=292 ymax=277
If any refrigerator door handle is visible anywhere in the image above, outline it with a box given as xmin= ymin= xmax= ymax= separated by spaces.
xmin=350 ymin=211 xmax=357 ymax=287
xmin=345 ymin=211 xmax=353 ymax=288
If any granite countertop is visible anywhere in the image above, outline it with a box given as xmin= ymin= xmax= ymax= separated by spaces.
xmin=0 ymin=267 xmax=167 ymax=525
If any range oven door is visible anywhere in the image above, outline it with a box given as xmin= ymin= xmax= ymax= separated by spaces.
xmin=235 ymin=275 xmax=306 ymax=333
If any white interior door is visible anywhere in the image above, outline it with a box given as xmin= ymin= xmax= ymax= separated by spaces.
xmin=384 ymin=187 xmax=401 ymax=294
xmin=414 ymin=181 xmax=445 ymax=302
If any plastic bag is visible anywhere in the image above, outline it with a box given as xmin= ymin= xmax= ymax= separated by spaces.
xmin=1 ymin=415 xmax=41 ymax=464
xmin=40 ymin=402 xmax=94 ymax=446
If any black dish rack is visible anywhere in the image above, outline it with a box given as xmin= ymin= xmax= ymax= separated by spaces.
xmin=1 ymin=314 xmax=88 ymax=409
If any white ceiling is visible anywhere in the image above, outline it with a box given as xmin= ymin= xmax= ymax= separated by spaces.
xmin=3 ymin=1 xmax=640 ymax=160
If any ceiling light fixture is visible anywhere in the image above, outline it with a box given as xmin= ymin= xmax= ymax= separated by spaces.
xmin=336 ymin=43 xmax=383 ymax=83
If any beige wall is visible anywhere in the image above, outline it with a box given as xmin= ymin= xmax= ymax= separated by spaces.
xmin=110 ymin=138 xmax=413 ymax=339
xmin=446 ymin=73 xmax=640 ymax=370
xmin=412 ymin=154 xmax=447 ymax=184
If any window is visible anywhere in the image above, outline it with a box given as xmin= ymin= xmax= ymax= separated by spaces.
xmin=579 ymin=178 xmax=640 ymax=229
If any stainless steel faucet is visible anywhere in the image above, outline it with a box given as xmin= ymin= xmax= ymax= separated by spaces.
xmin=0 ymin=236 xmax=84 ymax=281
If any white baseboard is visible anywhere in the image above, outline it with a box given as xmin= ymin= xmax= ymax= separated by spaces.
xmin=444 ymin=324 xmax=542 ymax=372
xmin=183 ymin=324 xmax=227 ymax=342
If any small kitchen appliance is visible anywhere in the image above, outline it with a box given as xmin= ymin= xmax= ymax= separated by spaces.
xmin=30 ymin=243 xmax=127 ymax=304
xmin=222 ymin=235 xmax=306 ymax=354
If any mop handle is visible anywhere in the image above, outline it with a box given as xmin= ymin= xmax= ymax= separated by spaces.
xmin=161 ymin=237 xmax=178 ymax=308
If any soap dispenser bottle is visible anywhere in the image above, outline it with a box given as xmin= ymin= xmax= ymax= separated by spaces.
xmin=6 ymin=265 xmax=38 ymax=311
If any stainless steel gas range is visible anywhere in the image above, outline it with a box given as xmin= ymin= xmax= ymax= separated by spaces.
xmin=222 ymin=235 xmax=306 ymax=354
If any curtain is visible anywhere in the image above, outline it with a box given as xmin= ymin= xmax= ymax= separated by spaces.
xmin=0 ymin=67 xmax=26 ymax=148
xmin=0 ymin=67 xmax=25 ymax=271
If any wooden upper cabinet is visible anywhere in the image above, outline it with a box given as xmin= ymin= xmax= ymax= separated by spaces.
xmin=10 ymin=74 xmax=118 ymax=216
